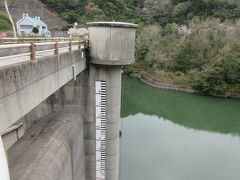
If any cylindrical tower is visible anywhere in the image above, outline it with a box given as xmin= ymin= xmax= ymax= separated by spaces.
xmin=86 ymin=22 xmax=137 ymax=180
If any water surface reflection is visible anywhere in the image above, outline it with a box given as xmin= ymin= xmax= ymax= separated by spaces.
xmin=120 ymin=113 xmax=240 ymax=180
xmin=120 ymin=77 xmax=240 ymax=180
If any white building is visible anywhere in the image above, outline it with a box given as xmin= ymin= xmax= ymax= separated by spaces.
xmin=16 ymin=13 xmax=51 ymax=37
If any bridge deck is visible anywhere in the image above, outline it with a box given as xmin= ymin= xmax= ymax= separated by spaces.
xmin=0 ymin=45 xmax=79 ymax=67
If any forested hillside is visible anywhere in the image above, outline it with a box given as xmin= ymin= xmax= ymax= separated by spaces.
xmin=40 ymin=0 xmax=142 ymax=24
xmin=40 ymin=0 xmax=240 ymax=24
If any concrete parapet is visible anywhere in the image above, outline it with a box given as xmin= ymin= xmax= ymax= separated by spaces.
xmin=0 ymin=50 xmax=86 ymax=134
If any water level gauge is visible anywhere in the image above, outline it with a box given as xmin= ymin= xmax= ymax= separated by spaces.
xmin=96 ymin=81 xmax=106 ymax=180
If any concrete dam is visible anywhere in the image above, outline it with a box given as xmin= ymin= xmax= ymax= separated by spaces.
xmin=0 ymin=22 xmax=137 ymax=180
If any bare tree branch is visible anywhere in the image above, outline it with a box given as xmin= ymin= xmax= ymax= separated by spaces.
xmin=4 ymin=0 xmax=17 ymax=38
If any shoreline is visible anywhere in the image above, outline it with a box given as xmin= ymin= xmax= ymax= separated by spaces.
xmin=140 ymin=77 xmax=196 ymax=93
xmin=129 ymin=74 xmax=240 ymax=100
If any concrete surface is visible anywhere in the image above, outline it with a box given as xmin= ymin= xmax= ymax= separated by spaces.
xmin=1 ymin=101 xmax=54 ymax=150
xmin=85 ymin=22 xmax=137 ymax=180
xmin=47 ymin=66 xmax=122 ymax=179
xmin=84 ymin=65 xmax=122 ymax=180
xmin=8 ymin=112 xmax=85 ymax=180
xmin=0 ymin=136 xmax=10 ymax=180
xmin=42 ymin=66 xmax=122 ymax=180
xmin=0 ymin=50 xmax=86 ymax=134
xmin=88 ymin=22 xmax=137 ymax=65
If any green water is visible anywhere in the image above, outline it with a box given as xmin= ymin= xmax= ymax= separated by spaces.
xmin=120 ymin=76 xmax=240 ymax=180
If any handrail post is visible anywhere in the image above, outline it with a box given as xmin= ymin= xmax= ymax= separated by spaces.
xmin=78 ymin=41 xmax=81 ymax=49
xmin=85 ymin=39 xmax=90 ymax=49
xmin=69 ymin=40 xmax=72 ymax=51
xmin=54 ymin=42 xmax=59 ymax=55
xmin=0 ymin=38 xmax=3 ymax=44
xmin=30 ymin=42 xmax=36 ymax=60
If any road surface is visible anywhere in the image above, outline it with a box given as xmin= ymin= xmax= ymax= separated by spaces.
xmin=0 ymin=45 xmax=79 ymax=67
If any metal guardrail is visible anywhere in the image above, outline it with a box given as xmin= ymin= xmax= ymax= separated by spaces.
xmin=0 ymin=39 xmax=88 ymax=60
xmin=0 ymin=37 xmax=77 ymax=44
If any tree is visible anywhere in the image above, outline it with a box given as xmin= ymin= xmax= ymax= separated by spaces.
xmin=4 ymin=0 xmax=17 ymax=37
xmin=142 ymin=0 xmax=173 ymax=24
xmin=85 ymin=1 xmax=105 ymax=21
xmin=192 ymin=53 xmax=240 ymax=96
xmin=0 ymin=12 xmax=11 ymax=31
xmin=32 ymin=27 xmax=39 ymax=35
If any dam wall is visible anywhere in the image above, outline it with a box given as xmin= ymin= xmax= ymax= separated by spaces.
xmin=1 ymin=22 xmax=137 ymax=180
xmin=6 ymin=72 xmax=87 ymax=180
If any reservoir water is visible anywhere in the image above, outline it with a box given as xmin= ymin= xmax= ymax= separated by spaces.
xmin=120 ymin=76 xmax=240 ymax=180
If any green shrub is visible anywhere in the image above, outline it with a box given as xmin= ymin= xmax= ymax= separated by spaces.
xmin=0 ymin=11 xmax=11 ymax=31
xmin=193 ymin=53 xmax=240 ymax=95
xmin=125 ymin=66 xmax=134 ymax=75
xmin=139 ymin=71 xmax=145 ymax=78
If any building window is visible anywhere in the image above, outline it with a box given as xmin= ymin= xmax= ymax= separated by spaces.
xmin=20 ymin=25 xmax=33 ymax=30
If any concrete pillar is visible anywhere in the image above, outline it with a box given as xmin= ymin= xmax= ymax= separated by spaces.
xmin=0 ymin=136 xmax=10 ymax=180
xmin=84 ymin=22 xmax=137 ymax=180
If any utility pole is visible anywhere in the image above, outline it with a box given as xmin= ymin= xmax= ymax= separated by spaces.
xmin=4 ymin=0 xmax=17 ymax=38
